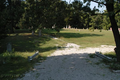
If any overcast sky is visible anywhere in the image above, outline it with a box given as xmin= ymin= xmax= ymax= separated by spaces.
xmin=63 ymin=0 xmax=106 ymax=12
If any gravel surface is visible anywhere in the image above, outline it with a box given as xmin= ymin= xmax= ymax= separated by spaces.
xmin=17 ymin=43 xmax=120 ymax=80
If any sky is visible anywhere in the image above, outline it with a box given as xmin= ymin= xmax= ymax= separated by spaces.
xmin=63 ymin=0 xmax=106 ymax=12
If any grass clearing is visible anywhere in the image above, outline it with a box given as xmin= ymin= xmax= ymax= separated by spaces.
xmin=0 ymin=29 xmax=116 ymax=79
xmin=58 ymin=29 xmax=115 ymax=48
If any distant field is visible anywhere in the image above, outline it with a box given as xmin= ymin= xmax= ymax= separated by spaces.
xmin=58 ymin=29 xmax=115 ymax=48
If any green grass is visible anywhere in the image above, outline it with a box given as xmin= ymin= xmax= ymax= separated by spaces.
xmin=89 ymin=52 xmax=120 ymax=70
xmin=0 ymin=29 xmax=66 ymax=80
xmin=102 ymin=52 xmax=120 ymax=70
xmin=58 ymin=29 xmax=115 ymax=48
xmin=0 ymin=29 xmax=116 ymax=79
xmin=104 ymin=52 xmax=116 ymax=58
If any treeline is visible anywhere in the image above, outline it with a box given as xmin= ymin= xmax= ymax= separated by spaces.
xmin=0 ymin=0 xmax=95 ymax=36
xmin=89 ymin=13 xmax=110 ymax=31
xmin=1 ymin=0 xmax=120 ymax=38
xmin=89 ymin=11 xmax=120 ymax=31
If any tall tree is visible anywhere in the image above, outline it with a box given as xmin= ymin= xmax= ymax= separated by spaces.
xmin=20 ymin=0 xmax=67 ymax=34
xmin=6 ymin=0 xmax=24 ymax=33
xmin=0 ymin=0 xmax=7 ymax=38
xmin=65 ymin=0 xmax=93 ymax=29
xmin=102 ymin=13 xmax=111 ymax=30
xmin=84 ymin=0 xmax=120 ymax=61
xmin=90 ymin=14 xmax=103 ymax=31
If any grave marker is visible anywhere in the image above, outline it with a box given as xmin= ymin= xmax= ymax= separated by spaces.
xmin=7 ymin=43 xmax=12 ymax=53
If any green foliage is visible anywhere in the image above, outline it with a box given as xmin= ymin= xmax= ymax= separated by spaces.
xmin=2 ymin=0 xmax=120 ymax=37
xmin=0 ymin=0 xmax=8 ymax=39
xmin=94 ymin=52 xmax=120 ymax=70
xmin=101 ymin=56 xmax=120 ymax=70
xmin=115 ymin=12 xmax=120 ymax=28
xmin=0 ymin=0 xmax=25 ymax=39
xmin=18 ymin=0 xmax=67 ymax=32
xmin=89 ymin=26 xmax=94 ymax=31
xmin=109 ymin=62 xmax=120 ymax=70
xmin=90 ymin=15 xmax=103 ymax=31
xmin=89 ymin=52 xmax=120 ymax=70
xmin=102 ymin=14 xmax=111 ymax=30
xmin=0 ymin=0 xmax=101 ymax=35
xmin=0 ymin=29 xmax=67 ymax=79
xmin=84 ymin=0 xmax=120 ymax=62
xmin=0 ymin=29 xmax=115 ymax=79
xmin=65 ymin=1 xmax=92 ymax=29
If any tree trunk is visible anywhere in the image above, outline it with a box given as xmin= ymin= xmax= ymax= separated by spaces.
xmin=106 ymin=3 xmax=120 ymax=62
xmin=9 ymin=0 xmax=14 ymax=33
xmin=109 ymin=15 xmax=120 ymax=62
xmin=11 ymin=19 xmax=14 ymax=33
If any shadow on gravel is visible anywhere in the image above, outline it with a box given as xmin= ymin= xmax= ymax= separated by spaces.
xmin=18 ymin=53 xmax=120 ymax=80
xmin=0 ymin=34 xmax=56 ymax=53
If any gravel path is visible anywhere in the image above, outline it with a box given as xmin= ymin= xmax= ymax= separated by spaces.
xmin=18 ymin=43 xmax=120 ymax=80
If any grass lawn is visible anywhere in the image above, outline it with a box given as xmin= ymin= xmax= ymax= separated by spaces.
xmin=0 ymin=29 xmax=66 ymax=80
xmin=58 ymin=29 xmax=115 ymax=48
xmin=0 ymin=29 xmax=116 ymax=79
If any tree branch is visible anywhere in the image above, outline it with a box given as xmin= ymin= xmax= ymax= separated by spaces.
xmin=115 ymin=9 xmax=120 ymax=15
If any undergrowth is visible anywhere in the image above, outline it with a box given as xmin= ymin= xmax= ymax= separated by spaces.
xmin=89 ymin=52 xmax=120 ymax=70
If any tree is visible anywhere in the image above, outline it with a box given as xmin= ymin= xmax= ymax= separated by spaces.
xmin=64 ymin=3 xmax=73 ymax=28
xmin=19 ymin=0 xmax=43 ymax=35
xmin=54 ymin=1 xmax=67 ymax=32
xmin=65 ymin=0 xmax=93 ymax=29
xmin=84 ymin=0 xmax=120 ymax=61
xmin=90 ymin=14 xmax=103 ymax=31
xmin=0 ymin=0 xmax=7 ymax=39
xmin=115 ymin=3 xmax=120 ymax=28
xmin=70 ymin=1 xmax=85 ymax=28
xmin=38 ymin=0 xmax=67 ymax=33
xmin=102 ymin=13 xmax=111 ymax=30
xmin=5 ymin=0 xmax=24 ymax=33
xmin=116 ymin=15 xmax=120 ymax=28
xmin=82 ymin=6 xmax=92 ymax=29
xmin=19 ymin=0 xmax=67 ymax=34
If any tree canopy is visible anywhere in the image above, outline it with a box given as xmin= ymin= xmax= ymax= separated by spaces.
xmin=1 ymin=0 xmax=120 ymax=61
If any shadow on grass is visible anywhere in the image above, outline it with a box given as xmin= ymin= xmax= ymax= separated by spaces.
xmin=0 ymin=32 xmax=103 ymax=53
xmin=0 ymin=34 xmax=56 ymax=53
xmin=14 ymin=29 xmax=31 ymax=33
xmin=0 ymin=54 xmax=32 ymax=80
xmin=0 ymin=29 xmax=64 ymax=79
xmin=58 ymin=33 xmax=103 ymax=38
xmin=0 ymin=52 xmax=46 ymax=80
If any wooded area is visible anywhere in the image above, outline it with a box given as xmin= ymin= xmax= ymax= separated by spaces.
xmin=0 ymin=0 xmax=118 ymax=36
xmin=1 ymin=0 xmax=120 ymax=61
